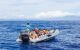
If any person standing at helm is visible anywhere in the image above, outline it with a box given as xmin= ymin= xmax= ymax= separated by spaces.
xmin=19 ymin=23 xmax=31 ymax=40
xmin=25 ymin=23 xmax=31 ymax=33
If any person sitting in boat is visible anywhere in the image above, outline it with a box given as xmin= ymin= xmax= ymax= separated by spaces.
xmin=38 ymin=30 xmax=44 ymax=36
xmin=29 ymin=26 xmax=40 ymax=39
xmin=34 ymin=27 xmax=39 ymax=34
xmin=38 ymin=29 xmax=49 ymax=36
xmin=34 ymin=27 xmax=46 ymax=36
xmin=43 ymin=29 xmax=49 ymax=34
xmin=29 ymin=31 xmax=38 ymax=39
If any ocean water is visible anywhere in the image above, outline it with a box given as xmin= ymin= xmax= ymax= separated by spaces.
xmin=0 ymin=21 xmax=80 ymax=50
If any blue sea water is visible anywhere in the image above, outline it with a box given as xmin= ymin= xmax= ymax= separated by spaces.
xmin=0 ymin=21 xmax=80 ymax=50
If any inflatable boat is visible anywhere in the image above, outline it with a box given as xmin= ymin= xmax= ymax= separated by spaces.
xmin=16 ymin=29 xmax=59 ymax=43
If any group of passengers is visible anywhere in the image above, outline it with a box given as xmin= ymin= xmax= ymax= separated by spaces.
xmin=20 ymin=23 xmax=49 ymax=39
xmin=29 ymin=28 xmax=49 ymax=39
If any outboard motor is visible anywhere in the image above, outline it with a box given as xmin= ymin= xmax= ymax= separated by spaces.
xmin=20 ymin=34 xmax=29 ymax=42
xmin=19 ymin=29 xmax=30 ymax=42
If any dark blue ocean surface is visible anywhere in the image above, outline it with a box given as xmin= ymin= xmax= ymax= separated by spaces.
xmin=0 ymin=21 xmax=80 ymax=50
